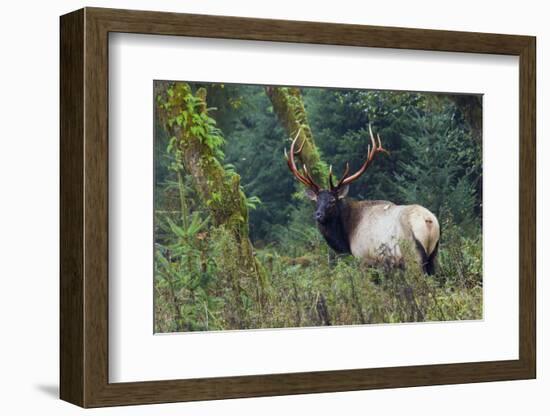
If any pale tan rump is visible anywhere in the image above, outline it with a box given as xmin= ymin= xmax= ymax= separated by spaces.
xmin=347 ymin=203 xmax=440 ymax=265
xmin=403 ymin=205 xmax=440 ymax=256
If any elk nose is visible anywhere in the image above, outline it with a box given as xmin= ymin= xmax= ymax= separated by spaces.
xmin=315 ymin=212 xmax=323 ymax=221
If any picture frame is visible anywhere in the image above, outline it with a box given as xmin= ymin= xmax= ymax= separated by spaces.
xmin=60 ymin=7 xmax=536 ymax=408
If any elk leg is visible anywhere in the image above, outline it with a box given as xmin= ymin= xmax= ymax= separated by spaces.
xmin=425 ymin=241 xmax=439 ymax=276
xmin=413 ymin=237 xmax=430 ymax=274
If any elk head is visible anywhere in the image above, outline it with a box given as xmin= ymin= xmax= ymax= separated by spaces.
xmin=284 ymin=125 xmax=388 ymax=225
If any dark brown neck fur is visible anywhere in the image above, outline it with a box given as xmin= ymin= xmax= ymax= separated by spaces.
xmin=317 ymin=210 xmax=351 ymax=254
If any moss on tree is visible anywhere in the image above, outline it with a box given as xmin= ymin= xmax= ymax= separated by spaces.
xmin=266 ymin=86 xmax=329 ymax=187
xmin=157 ymin=83 xmax=267 ymax=326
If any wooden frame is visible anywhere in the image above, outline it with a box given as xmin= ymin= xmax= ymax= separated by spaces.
xmin=60 ymin=7 xmax=536 ymax=408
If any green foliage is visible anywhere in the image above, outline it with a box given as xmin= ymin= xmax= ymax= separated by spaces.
xmin=213 ymin=86 xmax=297 ymax=240
xmin=155 ymin=83 xmax=267 ymax=331
xmin=158 ymin=83 xmax=249 ymax=231
xmin=393 ymin=106 xmax=481 ymax=231
xmin=154 ymin=205 xmax=224 ymax=332
xmin=437 ymin=219 xmax=483 ymax=288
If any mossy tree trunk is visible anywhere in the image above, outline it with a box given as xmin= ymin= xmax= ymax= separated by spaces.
xmin=157 ymin=82 xmax=267 ymax=327
xmin=266 ymin=87 xmax=339 ymax=269
xmin=266 ymin=86 xmax=329 ymax=187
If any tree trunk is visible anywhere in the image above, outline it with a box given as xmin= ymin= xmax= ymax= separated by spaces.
xmin=266 ymin=86 xmax=329 ymax=187
xmin=448 ymin=94 xmax=482 ymax=144
xmin=157 ymin=83 xmax=267 ymax=327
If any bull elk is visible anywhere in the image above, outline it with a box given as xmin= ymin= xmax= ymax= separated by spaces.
xmin=285 ymin=125 xmax=440 ymax=274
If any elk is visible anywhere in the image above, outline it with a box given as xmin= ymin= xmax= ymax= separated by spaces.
xmin=285 ymin=125 xmax=440 ymax=274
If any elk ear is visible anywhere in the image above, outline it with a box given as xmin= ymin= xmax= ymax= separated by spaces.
xmin=304 ymin=188 xmax=317 ymax=201
xmin=337 ymin=184 xmax=349 ymax=199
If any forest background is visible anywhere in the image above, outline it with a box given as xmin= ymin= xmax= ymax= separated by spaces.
xmin=154 ymin=81 xmax=483 ymax=333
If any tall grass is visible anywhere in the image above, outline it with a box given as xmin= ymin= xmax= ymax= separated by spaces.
xmin=155 ymin=213 xmax=482 ymax=332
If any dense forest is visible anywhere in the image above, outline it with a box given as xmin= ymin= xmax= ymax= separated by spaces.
xmin=154 ymin=81 xmax=483 ymax=332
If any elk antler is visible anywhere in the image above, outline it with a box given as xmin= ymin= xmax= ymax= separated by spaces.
xmin=329 ymin=124 xmax=388 ymax=189
xmin=284 ymin=129 xmax=321 ymax=193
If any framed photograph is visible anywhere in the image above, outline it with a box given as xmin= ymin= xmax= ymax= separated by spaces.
xmin=60 ymin=7 xmax=536 ymax=408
